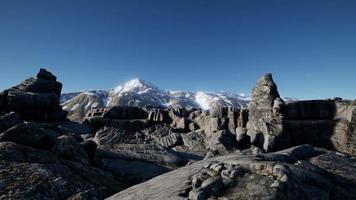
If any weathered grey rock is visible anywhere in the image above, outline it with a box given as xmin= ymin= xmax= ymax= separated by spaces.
xmin=147 ymin=108 xmax=171 ymax=123
xmin=235 ymin=127 xmax=250 ymax=149
xmin=107 ymin=145 xmax=356 ymax=200
xmin=282 ymin=100 xmax=356 ymax=156
xmin=196 ymin=116 xmax=228 ymax=136
xmin=157 ymin=132 xmax=183 ymax=148
xmin=97 ymin=143 xmax=185 ymax=166
xmin=100 ymin=158 xmax=171 ymax=185
xmin=0 ymin=122 xmax=59 ymax=150
xmin=94 ymin=126 xmax=124 ymax=145
xmin=173 ymin=117 xmax=189 ymax=132
xmin=0 ymin=112 xmax=22 ymax=133
xmin=181 ymin=131 xmax=206 ymax=153
xmin=247 ymin=73 xmax=285 ymax=151
xmin=102 ymin=106 xmax=148 ymax=119
xmin=0 ymin=69 xmax=67 ymax=122
xmin=57 ymin=121 xmax=92 ymax=135
xmin=85 ymin=117 xmax=153 ymax=131
xmin=0 ymin=141 xmax=123 ymax=199
xmin=205 ymin=130 xmax=237 ymax=157
xmin=53 ymin=135 xmax=89 ymax=164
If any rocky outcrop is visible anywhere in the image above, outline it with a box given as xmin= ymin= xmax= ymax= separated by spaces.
xmin=246 ymin=73 xmax=285 ymax=151
xmin=282 ymin=99 xmax=356 ymax=156
xmin=107 ymin=145 xmax=356 ymax=200
xmin=0 ymin=142 xmax=123 ymax=199
xmin=244 ymin=73 xmax=356 ymax=156
xmin=0 ymin=68 xmax=67 ymax=122
xmin=0 ymin=122 xmax=59 ymax=150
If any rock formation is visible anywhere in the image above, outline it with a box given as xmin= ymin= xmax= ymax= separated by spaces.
xmin=247 ymin=73 xmax=286 ymax=151
xmin=1 ymin=69 xmax=356 ymax=200
xmin=106 ymin=145 xmax=356 ymax=200
xmin=0 ymin=68 xmax=67 ymax=122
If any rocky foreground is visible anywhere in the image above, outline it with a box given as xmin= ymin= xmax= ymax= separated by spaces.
xmin=0 ymin=69 xmax=355 ymax=200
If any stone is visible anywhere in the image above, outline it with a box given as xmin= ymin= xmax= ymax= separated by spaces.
xmin=157 ymin=132 xmax=183 ymax=148
xmin=107 ymin=145 xmax=356 ymax=200
xmin=173 ymin=117 xmax=189 ymax=132
xmin=37 ymin=68 xmax=57 ymax=81
xmin=53 ymin=135 xmax=89 ymax=164
xmin=102 ymin=106 xmax=148 ymax=119
xmin=0 ymin=112 xmax=22 ymax=133
xmin=181 ymin=131 xmax=206 ymax=153
xmin=0 ymin=69 xmax=67 ymax=122
xmin=94 ymin=126 xmax=123 ymax=145
xmin=147 ymin=108 xmax=171 ymax=123
xmin=235 ymin=127 xmax=250 ymax=149
xmin=246 ymin=73 xmax=286 ymax=151
xmin=0 ymin=122 xmax=59 ymax=150
xmin=206 ymin=130 xmax=237 ymax=157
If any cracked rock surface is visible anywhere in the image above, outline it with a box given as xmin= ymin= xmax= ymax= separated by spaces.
xmin=107 ymin=144 xmax=356 ymax=200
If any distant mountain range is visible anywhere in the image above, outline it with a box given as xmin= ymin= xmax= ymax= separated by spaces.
xmin=60 ymin=78 xmax=296 ymax=121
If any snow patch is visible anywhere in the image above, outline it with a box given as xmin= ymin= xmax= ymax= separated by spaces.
xmin=70 ymin=104 xmax=79 ymax=111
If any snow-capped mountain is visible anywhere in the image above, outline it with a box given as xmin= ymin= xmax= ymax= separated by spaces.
xmin=60 ymin=78 xmax=293 ymax=121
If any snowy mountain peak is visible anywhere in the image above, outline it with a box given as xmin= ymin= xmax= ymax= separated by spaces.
xmin=111 ymin=78 xmax=160 ymax=94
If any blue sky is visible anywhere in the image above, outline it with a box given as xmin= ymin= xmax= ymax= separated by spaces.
xmin=0 ymin=0 xmax=355 ymax=99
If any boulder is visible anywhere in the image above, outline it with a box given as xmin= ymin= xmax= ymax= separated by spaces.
xmin=181 ymin=131 xmax=206 ymax=153
xmin=0 ymin=112 xmax=22 ymax=133
xmin=53 ymin=135 xmax=89 ymax=164
xmin=0 ymin=141 xmax=123 ymax=199
xmin=235 ymin=127 xmax=250 ymax=149
xmin=0 ymin=122 xmax=59 ymax=150
xmin=205 ymin=130 xmax=237 ymax=157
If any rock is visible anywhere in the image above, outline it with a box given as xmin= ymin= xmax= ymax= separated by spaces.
xmin=189 ymin=122 xmax=199 ymax=131
xmin=100 ymin=158 xmax=171 ymax=185
xmin=181 ymin=131 xmax=206 ymax=153
xmin=97 ymin=143 xmax=185 ymax=166
xmin=157 ymin=132 xmax=183 ymax=148
xmin=0 ymin=122 xmax=59 ymax=150
xmin=36 ymin=68 xmax=57 ymax=81
xmin=94 ymin=126 xmax=124 ymax=145
xmin=53 ymin=135 xmax=89 ymax=164
xmin=246 ymin=73 xmax=285 ymax=151
xmin=57 ymin=121 xmax=93 ymax=135
xmin=102 ymin=106 xmax=148 ymax=119
xmin=81 ymin=140 xmax=97 ymax=164
xmin=196 ymin=116 xmax=228 ymax=136
xmin=173 ymin=117 xmax=189 ymax=132
xmin=205 ymin=130 xmax=237 ymax=157
xmin=235 ymin=127 xmax=250 ymax=149
xmin=0 ymin=69 xmax=67 ymax=122
xmin=0 ymin=141 xmax=123 ymax=199
xmin=282 ymin=100 xmax=356 ymax=156
xmin=0 ymin=141 xmax=57 ymax=163
xmin=85 ymin=116 xmax=153 ymax=132
xmin=147 ymin=108 xmax=171 ymax=123
xmin=107 ymin=145 xmax=356 ymax=200
xmin=0 ymin=112 xmax=22 ymax=133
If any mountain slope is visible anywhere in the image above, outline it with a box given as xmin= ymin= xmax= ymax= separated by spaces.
xmin=61 ymin=78 xmax=291 ymax=121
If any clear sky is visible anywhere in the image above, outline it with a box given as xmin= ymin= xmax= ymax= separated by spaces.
xmin=0 ymin=0 xmax=355 ymax=99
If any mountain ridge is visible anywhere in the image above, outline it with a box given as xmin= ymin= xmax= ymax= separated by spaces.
xmin=60 ymin=78 xmax=296 ymax=121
